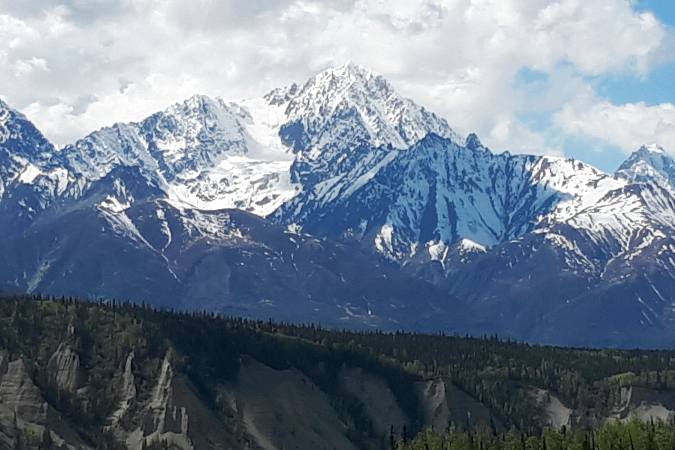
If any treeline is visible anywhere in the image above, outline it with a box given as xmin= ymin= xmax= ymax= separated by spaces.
xmin=397 ymin=420 xmax=675 ymax=450
xmin=4 ymin=295 xmax=675 ymax=441
xmin=0 ymin=295 xmax=420 ymax=448
xmin=210 ymin=316 xmax=675 ymax=429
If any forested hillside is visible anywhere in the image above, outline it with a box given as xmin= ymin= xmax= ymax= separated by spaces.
xmin=400 ymin=420 xmax=675 ymax=450
xmin=3 ymin=296 xmax=675 ymax=449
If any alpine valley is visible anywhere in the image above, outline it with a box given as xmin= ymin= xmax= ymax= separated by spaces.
xmin=1 ymin=63 xmax=674 ymax=348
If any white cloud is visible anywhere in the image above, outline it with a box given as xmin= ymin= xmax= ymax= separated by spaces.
xmin=14 ymin=56 xmax=49 ymax=76
xmin=487 ymin=114 xmax=564 ymax=157
xmin=555 ymin=99 xmax=675 ymax=155
xmin=0 ymin=0 xmax=673 ymax=162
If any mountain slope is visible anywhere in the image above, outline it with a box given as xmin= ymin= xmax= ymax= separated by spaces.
xmin=0 ymin=100 xmax=73 ymax=230
xmin=59 ymin=94 xmax=296 ymax=216
xmin=50 ymin=63 xmax=457 ymax=220
xmin=0 ymin=65 xmax=674 ymax=347
xmin=274 ymin=133 xmax=638 ymax=262
xmin=0 ymin=165 xmax=461 ymax=328
xmin=5 ymin=298 xmax=675 ymax=449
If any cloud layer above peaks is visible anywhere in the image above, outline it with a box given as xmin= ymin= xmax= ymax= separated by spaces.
xmin=1 ymin=0 xmax=674 ymax=167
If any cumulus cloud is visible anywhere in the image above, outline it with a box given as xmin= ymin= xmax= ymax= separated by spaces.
xmin=0 ymin=0 xmax=673 ymax=162
xmin=555 ymin=99 xmax=675 ymax=154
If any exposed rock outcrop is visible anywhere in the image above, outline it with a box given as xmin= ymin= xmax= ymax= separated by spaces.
xmin=123 ymin=353 xmax=194 ymax=450
xmin=530 ymin=388 xmax=572 ymax=430
xmin=112 ymin=352 xmax=238 ymax=450
xmin=339 ymin=366 xmax=409 ymax=439
xmin=0 ymin=357 xmax=49 ymax=433
xmin=610 ymin=386 xmax=675 ymax=423
xmin=232 ymin=359 xmax=360 ymax=450
xmin=108 ymin=351 xmax=137 ymax=427
xmin=47 ymin=344 xmax=84 ymax=394
xmin=0 ymin=353 xmax=92 ymax=450
xmin=415 ymin=379 xmax=502 ymax=432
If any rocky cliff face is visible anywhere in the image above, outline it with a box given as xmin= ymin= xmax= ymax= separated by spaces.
xmin=609 ymin=386 xmax=675 ymax=423
xmin=0 ymin=347 xmax=538 ymax=450
xmin=114 ymin=352 xmax=233 ymax=450
xmin=6 ymin=349 xmax=667 ymax=450
xmin=47 ymin=344 xmax=84 ymax=394
xmin=4 ymin=298 xmax=675 ymax=449
xmin=0 ymin=352 xmax=92 ymax=450
xmin=0 ymin=335 xmax=463 ymax=450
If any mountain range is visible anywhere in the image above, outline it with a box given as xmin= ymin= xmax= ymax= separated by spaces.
xmin=1 ymin=63 xmax=674 ymax=347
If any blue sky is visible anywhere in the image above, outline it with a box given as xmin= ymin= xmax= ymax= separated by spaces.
xmin=558 ymin=1 xmax=675 ymax=169
xmin=0 ymin=0 xmax=674 ymax=172
xmin=637 ymin=0 xmax=675 ymax=26
xmin=515 ymin=52 xmax=675 ymax=170
xmin=596 ymin=0 xmax=675 ymax=108
xmin=509 ymin=1 xmax=675 ymax=170
xmin=569 ymin=56 xmax=675 ymax=169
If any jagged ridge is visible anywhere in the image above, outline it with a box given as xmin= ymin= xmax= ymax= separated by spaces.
xmin=0 ymin=64 xmax=674 ymax=347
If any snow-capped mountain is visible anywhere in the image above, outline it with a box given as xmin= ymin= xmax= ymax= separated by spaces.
xmin=269 ymin=63 xmax=459 ymax=151
xmin=0 ymin=64 xmax=674 ymax=347
xmin=275 ymin=133 xmax=637 ymax=261
xmin=11 ymin=63 xmax=454 ymax=222
xmin=616 ymin=144 xmax=675 ymax=191
xmin=0 ymin=87 xmax=459 ymax=328
xmin=0 ymin=99 xmax=54 ymax=170
xmin=58 ymin=94 xmax=296 ymax=216
xmin=0 ymin=100 xmax=74 ymax=229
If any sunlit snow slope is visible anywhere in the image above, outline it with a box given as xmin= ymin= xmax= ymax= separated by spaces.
xmin=0 ymin=63 xmax=674 ymax=346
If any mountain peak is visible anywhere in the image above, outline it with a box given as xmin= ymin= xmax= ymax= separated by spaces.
xmin=169 ymin=94 xmax=228 ymax=116
xmin=616 ymin=144 xmax=674 ymax=189
xmin=301 ymin=62 xmax=386 ymax=100
xmin=0 ymin=100 xmax=11 ymax=140
xmin=639 ymin=143 xmax=666 ymax=154
xmin=0 ymin=98 xmax=54 ymax=162
xmin=327 ymin=61 xmax=374 ymax=79
xmin=184 ymin=93 xmax=216 ymax=105
xmin=278 ymin=64 xmax=458 ymax=151
xmin=465 ymin=133 xmax=485 ymax=151
xmin=622 ymin=143 xmax=671 ymax=165
xmin=0 ymin=99 xmax=28 ymax=126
